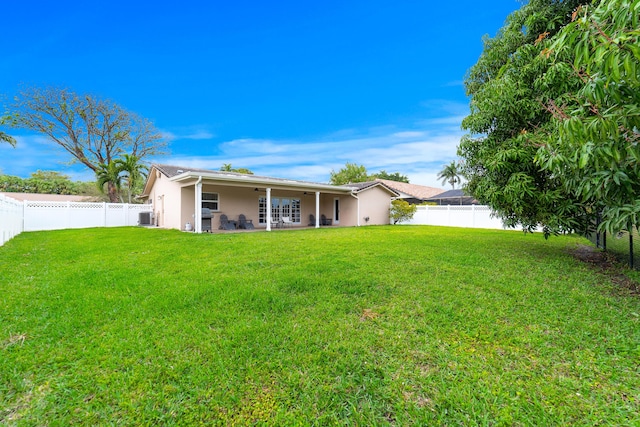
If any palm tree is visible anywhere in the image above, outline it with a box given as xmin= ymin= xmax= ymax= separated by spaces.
xmin=437 ymin=161 xmax=461 ymax=189
xmin=95 ymin=160 xmax=123 ymax=203
xmin=116 ymin=154 xmax=149 ymax=203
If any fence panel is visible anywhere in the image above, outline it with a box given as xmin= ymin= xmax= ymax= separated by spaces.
xmin=23 ymin=201 xmax=152 ymax=232
xmin=405 ymin=205 xmax=507 ymax=230
xmin=0 ymin=195 xmax=24 ymax=246
xmin=68 ymin=202 xmax=108 ymax=229
xmin=589 ymin=226 xmax=640 ymax=269
xmin=106 ymin=203 xmax=150 ymax=227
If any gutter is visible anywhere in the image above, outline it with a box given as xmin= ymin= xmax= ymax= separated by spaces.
xmin=195 ymin=175 xmax=202 ymax=233
xmin=350 ymin=192 xmax=360 ymax=226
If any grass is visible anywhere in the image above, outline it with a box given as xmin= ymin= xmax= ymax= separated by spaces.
xmin=1 ymin=225 xmax=639 ymax=426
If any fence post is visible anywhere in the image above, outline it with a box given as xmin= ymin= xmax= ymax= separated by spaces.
xmin=23 ymin=200 xmax=28 ymax=232
xmin=471 ymin=204 xmax=475 ymax=228
xmin=630 ymin=228 xmax=634 ymax=269
xmin=124 ymin=203 xmax=129 ymax=226
xmin=67 ymin=201 xmax=71 ymax=229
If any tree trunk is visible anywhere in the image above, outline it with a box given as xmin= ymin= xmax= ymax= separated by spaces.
xmin=107 ymin=181 xmax=119 ymax=203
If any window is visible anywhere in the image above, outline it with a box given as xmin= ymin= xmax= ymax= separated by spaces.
xmin=202 ymin=192 xmax=219 ymax=211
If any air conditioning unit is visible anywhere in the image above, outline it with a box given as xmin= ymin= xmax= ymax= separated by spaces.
xmin=139 ymin=211 xmax=153 ymax=226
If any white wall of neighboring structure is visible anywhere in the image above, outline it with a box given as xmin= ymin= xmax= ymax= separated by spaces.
xmin=0 ymin=194 xmax=24 ymax=246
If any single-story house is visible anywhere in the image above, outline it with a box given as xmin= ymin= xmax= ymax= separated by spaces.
xmin=371 ymin=179 xmax=444 ymax=204
xmin=140 ymin=164 xmax=399 ymax=232
xmin=425 ymin=189 xmax=478 ymax=205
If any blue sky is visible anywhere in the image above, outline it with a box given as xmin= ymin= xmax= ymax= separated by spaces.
xmin=1 ymin=1 xmax=520 ymax=188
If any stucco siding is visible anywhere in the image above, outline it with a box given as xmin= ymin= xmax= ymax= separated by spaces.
xmin=148 ymin=172 xmax=183 ymax=229
xmin=358 ymin=186 xmax=393 ymax=225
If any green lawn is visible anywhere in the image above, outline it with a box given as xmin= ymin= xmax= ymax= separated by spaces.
xmin=1 ymin=226 xmax=639 ymax=425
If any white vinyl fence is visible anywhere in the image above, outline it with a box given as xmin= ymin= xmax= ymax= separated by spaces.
xmin=1 ymin=197 xmax=517 ymax=247
xmin=0 ymin=196 xmax=153 ymax=246
xmin=23 ymin=201 xmax=152 ymax=232
xmin=0 ymin=195 xmax=24 ymax=246
xmin=403 ymin=205 xmax=508 ymax=229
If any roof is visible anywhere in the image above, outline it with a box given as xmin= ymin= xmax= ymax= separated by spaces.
xmin=374 ymin=179 xmax=444 ymax=200
xmin=143 ymin=164 xmax=355 ymax=195
xmin=345 ymin=181 xmax=400 ymax=197
xmin=0 ymin=192 xmax=94 ymax=202
xmin=427 ymin=189 xmax=466 ymax=199
xmin=425 ymin=189 xmax=478 ymax=204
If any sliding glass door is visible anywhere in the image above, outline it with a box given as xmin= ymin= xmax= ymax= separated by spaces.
xmin=259 ymin=197 xmax=301 ymax=224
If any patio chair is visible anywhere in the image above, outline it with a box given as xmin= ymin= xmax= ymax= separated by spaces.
xmin=281 ymin=216 xmax=293 ymax=228
xmin=271 ymin=216 xmax=281 ymax=228
xmin=308 ymin=214 xmax=316 ymax=226
xmin=321 ymin=214 xmax=332 ymax=226
xmin=219 ymin=214 xmax=237 ymax=230
xmin=238 ymin=214 xmax=254 ymax=230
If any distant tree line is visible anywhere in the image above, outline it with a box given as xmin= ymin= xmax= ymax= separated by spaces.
xmin=0 ymin=170 xmax=104 ymax=198
xmin=329 ymin=162 xmax=409 ymax=185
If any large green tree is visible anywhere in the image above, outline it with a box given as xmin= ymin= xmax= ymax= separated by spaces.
xmin=372 ymin=170 xmax=409 ymax=183
xmin=329 ymin=162 xmax=371 ymax=185
xmin=0 ymin=115 xmax=16 ymax=146
xmin=9 ymin=87 xmax=165 ymax=198
xmin=538 ymin=0 xmax=640 ymax=234
xmin=458 ymin=0 xmax=597 ymax=235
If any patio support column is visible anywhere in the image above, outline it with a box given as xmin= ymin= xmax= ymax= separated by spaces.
xmin=195 ymin=176 xmax=202 ymax=233
xmin=315 ymin=192 xmax=320 ymax=228
xmin=266 ymin=187 xmax=272 ymax=231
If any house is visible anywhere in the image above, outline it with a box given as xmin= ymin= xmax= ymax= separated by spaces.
xmin=425 ymin=189 xmax=478 ymax=205
xmin=140 ymin=164 xmax=399 ymax=232
xmin=349 ymin=179 xmax=444 ymax=204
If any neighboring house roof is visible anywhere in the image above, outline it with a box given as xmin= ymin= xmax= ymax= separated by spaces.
xmin=425 ymin=189 xmax=478 ymax=204
xmin=373 ymin=179 xmax=444 ymax=201
xmin=142 ymin=164 xmax=372 ymax=196
xmin=0 ymin=192 xmax=94 ymax=202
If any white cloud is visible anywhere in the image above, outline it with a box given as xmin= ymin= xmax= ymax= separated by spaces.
xmin=3 ymin=112 xmax=466 ymax=188
xmin=150 ymin=115 xmax=465 ymax=186
xmin=183 ymin=130 xmax=215 ymax=140
xmin=392 ymin=131 xmax=425 ymax=138
xmin=159 ymin=126 xmax=215 ymax=142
